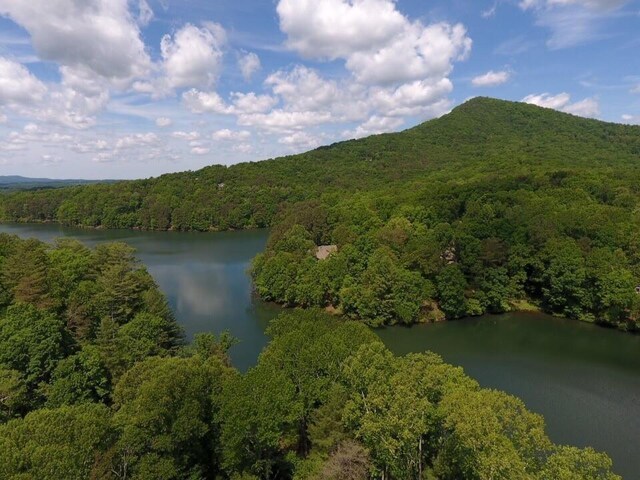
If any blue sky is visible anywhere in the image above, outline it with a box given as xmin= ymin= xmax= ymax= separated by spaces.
xmin=0 ymin=0 xmax=638 ymax=179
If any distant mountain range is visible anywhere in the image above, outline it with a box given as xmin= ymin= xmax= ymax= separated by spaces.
xmin=0 ymin=176 xmax=111 ymax=190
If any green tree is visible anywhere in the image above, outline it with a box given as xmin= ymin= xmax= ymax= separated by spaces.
xmin=437 ymin=264 xmax=468 ymax=319
xmin=0 ymin=304 xmax=70 ymax=393
xmin=0 ymin=403 xmax=115 ymax=480
xmin=46 ymin=346 xmax=110 ymax=407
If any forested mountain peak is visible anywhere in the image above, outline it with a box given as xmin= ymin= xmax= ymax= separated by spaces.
xmin=2 ymin=96 xmax=639 ymax=233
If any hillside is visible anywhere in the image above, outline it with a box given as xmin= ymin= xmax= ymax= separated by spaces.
xmin=2 ymin=97 xmax=639 ymax=230
xmin=2 ymin=97 xmax=640 ymax=331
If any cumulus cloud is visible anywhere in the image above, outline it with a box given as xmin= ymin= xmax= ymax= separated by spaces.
xmin=182 ymin=90 xmax=229 ymax=114
xmin=0 ymin=57 xmax=47 ymax=105
xmin=238 ymin=52 xmax=261 ymax=82
xmin=161 ymin=23 xmax=226 ymax=89
xmin=522 ymin=93 xmax=600 ymax=118
xmin=277 ymin=0 xmax=471 ymax=85
xmin=472 ymin=70 xmax=511 ymax=87
xmin=156 ymin=117 xmax=172 ymax=127
xmin=115 ymin=132 xmax=159 ymax=150
xmin=371 ymin=79 xmax=453 ymax=117
xmin=346 ymin=115 xmax=405 ymax=139
xmin=190 ymin=146 xmax=210 ymax=155
xmin=621 ymin=114 xmax=640 ymax=124
xmin=182 ymin=89 xmax=278 ymax=116
xmin=0 ymin=0 xmax=151 ymax=82
xmin=212 ymin=129 xmax=251 ymax=141
xmin=171 ymin=131 xmax=201 ymax=141
xmin=278 ymin=131 xmax=321 ymax=150
xmin=230 ymin=92 xmax=279 ymax=114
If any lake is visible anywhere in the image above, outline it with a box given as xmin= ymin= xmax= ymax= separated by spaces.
xmin=0 ymin=223 xmax=638 ymax=478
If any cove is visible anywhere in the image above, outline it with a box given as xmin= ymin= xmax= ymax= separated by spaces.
xmin=0 ymin=223 xmax=638 ymax=478
xmin=0 ymin=223 xmax=280 ymax=371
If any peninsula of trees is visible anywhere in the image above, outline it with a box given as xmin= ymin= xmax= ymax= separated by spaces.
xmin=3 ymin=97 xmax=640 ymax=330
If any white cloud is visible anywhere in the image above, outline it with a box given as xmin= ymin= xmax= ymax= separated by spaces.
xmin=631 ymin=84 xmax=640 ymax=94
xmin=156 ymin=117 xmax=172 ymax=127
xmin=183 ymin=89 xmax=278 ymax=115
xmin=230 ymin=92 xmax=278 ymax=114
xmin=472 ymin=70 xmax=511 ymax=87
xmin=522 ymin=93 xmax=600 ymax=118
xmin=277 ymin=0 xmax=406 ymax=59
xmin=346 ymin=22 xmax=471 ymax=85
xmin=371 ymin=79 xmax=453 ymax=117
xmin=0 ymin=113 xmax=7 ymax=124
xmin=191 ymin=146 xmax=210 ymax=155
xmin=171 ymin=131 xmax=201 ymax=141
xmin=277 ymin=0 xmax=471 ymax=85
xmin=561 ymin=97 xmax=600 ymax=117
xmin=266 ymin=66 xmax=341 ymax=112
xmin=0 ymin=0 xmax=151 ymax=82
xmin=346 ymin=115 xmax=405 ymax=139
xmin=238 ymin=110 xmax=334 ymax=133
xmin=212 ymin=129 xmax=251 ymax=141
xmin=115 ymin=132 xmax=159 ymax=150
xmin=621 ymin=114 xmax=640 ymax=124
xmin=238 ymin=52 xmax=261 ymax=82
xmin=0 ymin=57 xmax=47 ymax=105
xmin=182 ymin=89 xmax=230 ymax=114
xmin=160 ymin=23 xmax=226 ymax=89
xmin=232 ymin=143 xmax=253 ymax=154
xmin=278 ymin=131 xmax=321 ymax=149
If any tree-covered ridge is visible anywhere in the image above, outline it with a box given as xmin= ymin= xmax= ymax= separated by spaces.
xmin=0 ymin=301 xmax=621 ymax=480
xmin=2 ymin=97 xmax=639 ymax=231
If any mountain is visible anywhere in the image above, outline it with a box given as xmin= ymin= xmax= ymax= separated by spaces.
xmin=2 ymin=97 xmax=640 ymax=331
xmin=0 ymin=97 xmax=639 ymax=230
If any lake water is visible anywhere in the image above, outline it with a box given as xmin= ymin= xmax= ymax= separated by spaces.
xmin=1 ymin=223 xmax=638 ymax=478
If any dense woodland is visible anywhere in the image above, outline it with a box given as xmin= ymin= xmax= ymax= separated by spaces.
xmin=5 ymin=98 xmax=636 ymax=329
xmin=0 ymin=234 xmax=621 ymax=479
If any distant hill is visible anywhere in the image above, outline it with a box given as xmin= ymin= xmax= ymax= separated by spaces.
xmin=0 ymin=176 xmax=111 ymax=191
xmin=0 ymin=97 xmax=638 ymax=229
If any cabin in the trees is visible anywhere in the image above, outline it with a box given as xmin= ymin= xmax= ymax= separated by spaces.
xmin=636 ymin=285 xmax=640 ymax=295
xmin=316 ymin=245 xmax=338 ymax=260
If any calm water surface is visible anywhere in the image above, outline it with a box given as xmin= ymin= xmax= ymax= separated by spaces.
xmin=1 ymin=223 xmax=638 ymax=478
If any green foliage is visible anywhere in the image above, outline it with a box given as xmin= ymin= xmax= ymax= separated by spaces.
xmin=0 ymin=403 xmax=115 ymax=480
xmin=0 ymin=304 xmax=70 ymax=391
xmin=0 ymin=304 xmax=622 ymax=480
xmin=0 ymin=234 xmax=182 ymax=413
xmin=113 ymin=356 xmax=232 ymax=480
xmin=46 ymin=346 xmax=110 ymax=407
xmin=0 ymin=99 xmax=631 ymax=479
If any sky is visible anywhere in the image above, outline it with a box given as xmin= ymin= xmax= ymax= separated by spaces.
xmin=0 ymin=0 xmax=638 ymax=180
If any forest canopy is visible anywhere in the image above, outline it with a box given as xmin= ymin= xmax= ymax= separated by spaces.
xmin=0 ymin=241 xmax=622 ymax=480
